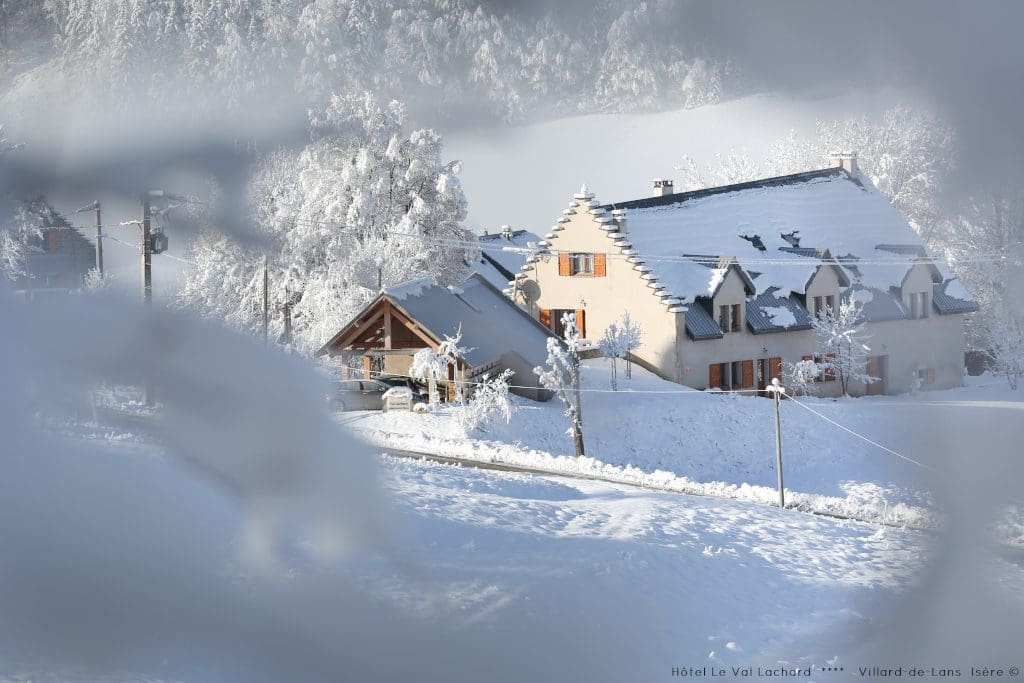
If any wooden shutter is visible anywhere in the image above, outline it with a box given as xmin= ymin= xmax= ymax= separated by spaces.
xmin=594 ymin=253 xmax=607 ymax=277
xmin=741 ymin=360 xmax=754 ymax=388
xmin=558 ymin=254 xmax=571 ymax=276
xmin=574 ymin=309 xmax=586 ymax=338
xmin=824 ymin=352 xmax=836 ymax=381
xmin=709 ymin=363 xmax=721 ymax=389
xmin=540 ymin=308 xmax=552 ymax=329
xmin=925 ymin=367 xmax=936 ymax=385
xmin=769 ymin=357 xmax=782 ymax=384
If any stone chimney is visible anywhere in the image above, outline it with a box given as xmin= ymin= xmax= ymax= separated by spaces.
xmin=611 ymin=208 xmax=627 ymax=234
xmin=652 ymin=178 xmax=674 ymax=197
xmin=829 ymin=152 xmax=858 ymax=176
xmin=501 ymin=224 xmax=512 ymax=240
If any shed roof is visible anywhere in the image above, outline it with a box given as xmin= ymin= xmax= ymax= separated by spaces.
xmin=933 ymin=280 xmax=981 ymax=315
xmin=745 ymin=287 xmax=814 ymax=334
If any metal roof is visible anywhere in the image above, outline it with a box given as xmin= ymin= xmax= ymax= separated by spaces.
xmin=684 ymin=301 xmax=724 ymax=340
xmin=844 ymin=285 xmax=907 ymax=322
xmin=932 ymin=281 xmax=981 ymax=315
xmin=745 ymin=288 xmax=814 ymax=334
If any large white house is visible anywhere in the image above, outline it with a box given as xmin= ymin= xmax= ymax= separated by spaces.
xmin=507 ymin=157 xmax=978 ymax=396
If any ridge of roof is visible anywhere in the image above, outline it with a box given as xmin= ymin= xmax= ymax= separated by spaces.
xmin=600 ymin=167 xmax=846 ymax=212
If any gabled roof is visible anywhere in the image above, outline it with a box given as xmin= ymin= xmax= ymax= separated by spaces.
xmin=745 ymin=287 xmax=814 ymax=334
xmin=596 ymin=168 xmax=943 ymax=301
xmin=318 ymin=273 xmax=555 ymax=369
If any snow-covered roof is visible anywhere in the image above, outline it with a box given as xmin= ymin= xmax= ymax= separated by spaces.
xmin=383 ymin=273 xmax=554 ymax=369
xmin=933 ymin=279 xmax=981 ymax=315
xmin=745 ymin=288 xmax=813 ymax=334
xmin=601 ymin=168 xmax=944 ymax=299
xmin=477 ymin=229 xmax=541 ymax=284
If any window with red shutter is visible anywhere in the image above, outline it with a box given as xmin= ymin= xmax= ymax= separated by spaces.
xmin=558 ymin=254 xmax=570 ymax=276
xmin=574 ymin=309 xmax=586 ymax=338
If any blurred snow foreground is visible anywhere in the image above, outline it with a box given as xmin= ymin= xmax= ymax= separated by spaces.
xmin=0 ymin=286 xmax=650 ymax=682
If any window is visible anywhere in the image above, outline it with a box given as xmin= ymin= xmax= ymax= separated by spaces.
xmin=719 ymin=304 xmax=742 ymax=333
xmin=813 ymin=295 xmax=835 ymax=318
xmin=907 ymin=291 xmax=929 ymax=319
xmin=558 ymin=253 xmax=606 ymax=277
xmin=916 ymin=368 xmax=936 ymax=385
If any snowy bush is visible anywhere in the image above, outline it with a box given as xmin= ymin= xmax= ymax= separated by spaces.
xmin=783 ymin=359 xmax=821 ymax=397
xmin=409 ymin=348 xmax=447 ymax=407
xmin=598 ymin=322 xmax=626 ymax=390
xmin=457 ymin=370 xmax=515 ymax=434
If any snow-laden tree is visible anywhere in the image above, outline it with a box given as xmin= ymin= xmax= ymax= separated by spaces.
xmin=177 ymin=93 xmax=476 ymax=353
xmin=620 ymin=311 xmax=642 ymax=379
xmin=409 ymin=346 xmax=447 ymax=406
xmin=534 ymin=311 xmax=585 ymax=456
xmin=457 ymin=369 xmax=515 ymax=434
xmin=598 ymin=311 xmax=643 ymax=388
xmin=768 ymin=106 xmax=955 ymax=243
xmin=942 ymin=187 xmax=1024 ymax=387
xmin=812 ymin=299 xmax=877 ymax=395
xmin=598 ymin=321 xmax=625 ymax=390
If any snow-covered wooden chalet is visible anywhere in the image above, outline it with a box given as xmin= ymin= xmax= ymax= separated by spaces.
xmin=511 ymin=155 xmax=979 ymax=396
xmin=316 ymin=273 xmax=555 ymax=401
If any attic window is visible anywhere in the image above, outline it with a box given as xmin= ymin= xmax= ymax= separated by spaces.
xmin=781 ymin=231 xmax=800 ymax=248
xmin=740 ymin=234 xmax=767 ymax=252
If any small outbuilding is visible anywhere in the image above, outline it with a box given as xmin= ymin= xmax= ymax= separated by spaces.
xmin=316 ymin=273 xmax=556 ymax=402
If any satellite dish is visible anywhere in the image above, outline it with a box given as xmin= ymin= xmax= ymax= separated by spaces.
xmin=521 ymin=280 xmax=541 ymax=305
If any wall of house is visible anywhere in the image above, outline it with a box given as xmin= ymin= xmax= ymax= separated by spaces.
xmin=522 ymin=194 xmax=685 ymax=382
xmin=805 ymin=266 xmax=842 ymax=314
xmin=846 ymin=313 xmax=967 ymax=395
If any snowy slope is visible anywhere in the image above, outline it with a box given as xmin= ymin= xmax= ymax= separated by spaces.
xmin=341 ymin=366 xmax=1024 ymax=524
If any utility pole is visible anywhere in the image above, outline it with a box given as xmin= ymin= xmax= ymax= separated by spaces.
xmin=141 ymin=194 xmax=153 ymax=406
xmin=282 ymin=300 xmax=293 ymax=353
xmin=770 ymin=377 xmax=786 ymax=508
xmin=74 ymin=201 xmax=103 ymax=276
xmin=141 ymin=194 xmax=152 ymax=304
xmin=93 ymin=202 xmax=103 ymax=275
xmin=262 ymin=255 xmax=269 ymax=344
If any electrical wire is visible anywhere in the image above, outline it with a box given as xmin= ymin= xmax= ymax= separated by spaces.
xmin=785 ymin=394 xmax=933 ymax=470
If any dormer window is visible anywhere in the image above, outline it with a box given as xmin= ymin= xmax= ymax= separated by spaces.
xmin=719 ymin=304 xmax=741 ymax=333
xmin=812 ymin=295 xmax=835 ymax=318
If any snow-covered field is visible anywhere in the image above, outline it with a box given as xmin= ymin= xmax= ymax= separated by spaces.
xmin=339 ymin=363 xmax=1024 ymax=528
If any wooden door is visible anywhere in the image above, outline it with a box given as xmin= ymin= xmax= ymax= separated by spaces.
xmin=757 ymin=359 xmax=767 ymax=393
xmin=866 ymin=356 xmax=886 ymax=395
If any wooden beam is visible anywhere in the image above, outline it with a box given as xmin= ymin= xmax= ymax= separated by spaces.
xmin=383 ymin=300 xmax=393 ymax=349
xmin=328 ymin=308 xmax=385 ymax=352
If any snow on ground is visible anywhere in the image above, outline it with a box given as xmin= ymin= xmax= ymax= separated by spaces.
xmin=339 ymin=364 xmax=1024 ymax=528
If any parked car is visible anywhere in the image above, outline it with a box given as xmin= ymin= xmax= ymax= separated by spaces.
xmin=327 ymin=379 xmax=390 ymax=411
xmin=376 ymin=375 xmax=430 ymax=402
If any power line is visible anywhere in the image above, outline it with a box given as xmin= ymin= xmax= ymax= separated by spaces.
xmin=785 ymin=394 xmax=933 ymax=470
